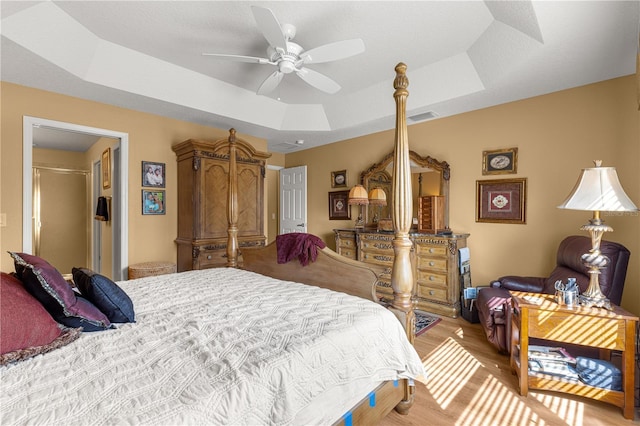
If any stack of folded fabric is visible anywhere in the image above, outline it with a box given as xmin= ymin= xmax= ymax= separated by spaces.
xmin=575 ymin=356 xmax=622 ymax=391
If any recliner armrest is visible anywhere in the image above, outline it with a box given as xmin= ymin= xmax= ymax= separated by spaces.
xmin=491 ymin=276 xmax=545 ymax=293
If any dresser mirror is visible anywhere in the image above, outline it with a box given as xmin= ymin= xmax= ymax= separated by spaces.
xmin=360 ymin=150 xmax=450 ymax=230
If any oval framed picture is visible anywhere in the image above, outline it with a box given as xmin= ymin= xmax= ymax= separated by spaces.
xmin=331 ymin=170 xmax=347 ymax=188
xmin=482 ymin=148 xmax=518 ymax=175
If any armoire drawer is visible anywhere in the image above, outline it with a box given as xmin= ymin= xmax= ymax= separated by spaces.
xmin=197 ymin=248 xmax=227 ymax=268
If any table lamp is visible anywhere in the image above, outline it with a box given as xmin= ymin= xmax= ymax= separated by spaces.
xmin=557 ymin=160 xmax=638 ymax=309
xmin=368 ymin=187 xmax=387 ymax=224
xmin=348 ymin=184 xmax=369 ymax=228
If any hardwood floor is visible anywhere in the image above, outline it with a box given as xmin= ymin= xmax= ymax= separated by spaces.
xmin=380 ymin=316 xmax=639 ymax=426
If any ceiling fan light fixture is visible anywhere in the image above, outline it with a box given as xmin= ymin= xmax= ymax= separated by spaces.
xmin=279 ymin=61 xmax=296 ymax=74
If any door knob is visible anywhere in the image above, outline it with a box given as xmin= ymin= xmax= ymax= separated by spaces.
xmin=297 ymin=223 xmax=305 ymax=227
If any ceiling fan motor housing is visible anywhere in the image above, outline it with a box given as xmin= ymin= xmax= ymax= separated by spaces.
xmin=269 ymin=42 xmax=304 ymax=74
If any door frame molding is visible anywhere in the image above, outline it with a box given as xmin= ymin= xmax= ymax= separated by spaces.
xmin=22 ymin=116 xmax=129 ymax=280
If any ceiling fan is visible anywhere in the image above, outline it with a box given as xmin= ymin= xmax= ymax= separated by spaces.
xmin=203 ymin=6 xmax=365 ymax=95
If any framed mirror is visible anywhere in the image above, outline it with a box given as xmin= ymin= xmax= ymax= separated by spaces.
xmin=360 ymin=150 xmax=450 ymax=230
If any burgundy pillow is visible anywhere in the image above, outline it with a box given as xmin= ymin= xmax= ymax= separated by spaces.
xmin=0 ymin=272 xmax=81 ymax=365
xmin=1 ymin=272 xmax=61 ymax=354
xmin=9 ymin=252 xmax=111 ymax=332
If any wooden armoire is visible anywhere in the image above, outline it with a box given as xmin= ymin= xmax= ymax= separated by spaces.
xmin=172 ymin=129 xmax=271 ymax=272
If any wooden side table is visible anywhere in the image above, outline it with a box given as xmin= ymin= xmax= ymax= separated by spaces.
xmin=510 ymin=291 xmax=638 ymax=419
xmin=128 ymin=261 xmax=176 ymax=279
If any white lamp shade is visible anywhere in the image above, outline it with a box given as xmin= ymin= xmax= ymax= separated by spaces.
xmin=368 ymin=188 xmax=387 ymax=206
xmin=348 ymin=185 xmax=369 ymax=205
xmin=558 ymin=166 xmax=638 ymax=212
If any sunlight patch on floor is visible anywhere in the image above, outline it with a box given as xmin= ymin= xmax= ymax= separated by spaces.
xmin=423 ymin=335 xmax=590 ymax=426
xmin=424 ymin=337 xmax=480 ymax=409
xmin=457 ymin=374 xmax=545 ymax=426
xmin=532 ymin=392 xmax=584 ymax=425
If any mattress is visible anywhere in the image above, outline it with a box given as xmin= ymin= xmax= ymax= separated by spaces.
xmin=0 ymin=267 xmax=425 ymax=425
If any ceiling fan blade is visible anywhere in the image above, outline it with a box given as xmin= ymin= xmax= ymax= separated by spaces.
xmin=295 ymin=67 xmax=341 ymax=94
xmin=251 ymin=6 xmax=287 ymax=52
xmin=257 ymin=71 xmax=284 ymax=95
xmin=202 ymin=53 xmax=273 ymax=65
xmin=300 ymin=39 xmax=365 ymax=64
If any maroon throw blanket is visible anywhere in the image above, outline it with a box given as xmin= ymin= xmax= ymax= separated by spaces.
xmin=276 ymin=233 xmax=327 ymax=266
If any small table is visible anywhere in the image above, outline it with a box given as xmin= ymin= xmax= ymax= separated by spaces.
xmin=510 ymin=291 xmax=638 ymax=420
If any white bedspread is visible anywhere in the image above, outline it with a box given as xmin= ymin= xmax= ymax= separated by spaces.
xmin=1 ymin=268 xmax=425 ymax=425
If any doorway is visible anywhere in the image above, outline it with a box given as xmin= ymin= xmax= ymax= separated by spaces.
xmin=279 ymin=165 xmax=307 ymax=234
xmin=33 ymin=166 xmax=91 ymax=275
xmin=22 ymin=116 xmax=129 ymax=280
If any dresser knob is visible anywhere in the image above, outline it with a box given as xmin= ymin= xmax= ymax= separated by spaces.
xmin=207 ymin=255 xmax=212 ymax=260
xmin=429 ymin=261 xmax=435 ymax=266
xmin=429 ymin=248 xmax=435 ymax=253
xmin=429 ymin=290 xmax=435 ymax=295
xmin=429 ymin=276 xmax=435 ymax=281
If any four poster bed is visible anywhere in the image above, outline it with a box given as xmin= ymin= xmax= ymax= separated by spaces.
xmin=0 ymin=64 xmax=422 ymax=425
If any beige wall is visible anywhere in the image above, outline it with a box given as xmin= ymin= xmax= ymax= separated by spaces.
xmin=266 ymin=152 xmax=286 ymax=244
xmin=285 ymin=76 xmax=640 ymax=315
xmin=1 ymin=82 xmax=268 ymax=275
xmin=2 ymin=77 xmax=638 ymax=314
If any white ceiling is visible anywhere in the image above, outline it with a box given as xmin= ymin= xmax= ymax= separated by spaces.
xmin=2 ymin=1 xmax=638 ymax=153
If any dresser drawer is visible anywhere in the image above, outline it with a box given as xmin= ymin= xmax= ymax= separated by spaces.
xmin=339 ymin=238 xmax=356 ymax=249
xmin=416 ymin=244 xmax=448 ymax=257
xmin=337 ymin=230 xmax=356 ymax=241
xmin=376 ymin=277 xmax=393 ymax=299
xmin=417 ymin=283 xmax=448 ymax=303
xmin=338 ymin=248 xmax=357 ymax=260
xmin=360 ymin=239 xmax=394 ymax=253
xmin=416 ymin=269 xmax=447 ymax=286
xmin=360 ymin=250 xmax=394 ymax=267
xmin=417 ymin=257 xmax=448 ymax=272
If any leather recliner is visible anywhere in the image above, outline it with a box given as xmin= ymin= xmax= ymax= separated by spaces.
xmin=476 ymin=235 xmax=630 ymax=354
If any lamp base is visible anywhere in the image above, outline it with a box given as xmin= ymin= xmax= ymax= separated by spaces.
xmin=578 ymin=293 xmax=611 ymax=310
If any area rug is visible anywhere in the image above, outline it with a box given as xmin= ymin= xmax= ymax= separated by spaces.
xmin=416 ymin=311 xmax=441 ymax=336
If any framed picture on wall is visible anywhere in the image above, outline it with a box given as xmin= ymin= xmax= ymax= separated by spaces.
xmin=102 ymin=148 xmax=111 ymax=189
xmin=482 ymin=147 xmax=518 ymax=175
xmin=328 ymin=190 xmax=351 ymax=220
xmin=142 ymin=190 xmax=166 ymax=215
xmin=331 ymin=170 xmax=348 ymax=188
xmin=476 ymin=178 xmax=527 ymax=224
xmin=142 ymin=161 xmax=165 ymax=188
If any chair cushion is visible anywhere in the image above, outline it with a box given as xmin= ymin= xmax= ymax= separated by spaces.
xmin=541 ymin=236 xmax=630 ymax=303
xmin=476 ymin=287 xmax=512 ymax=354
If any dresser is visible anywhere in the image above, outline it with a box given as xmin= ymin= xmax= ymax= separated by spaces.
xmin=334 ymin=229 xmax=469 ymax=317
xmin=173 ymin=133 xmax=271 ymax=271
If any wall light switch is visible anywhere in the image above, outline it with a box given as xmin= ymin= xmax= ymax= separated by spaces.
xmin=0 ymin=213 xmax=6 ymax=227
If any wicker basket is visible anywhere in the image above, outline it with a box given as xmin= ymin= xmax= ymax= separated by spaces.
xmin=128 ymin=261 xmax=176 ymax=279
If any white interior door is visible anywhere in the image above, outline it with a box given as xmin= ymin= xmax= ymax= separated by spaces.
xmin=280 ymin=166 xmax=307 ymax=234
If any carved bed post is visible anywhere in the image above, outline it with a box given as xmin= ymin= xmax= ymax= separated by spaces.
xmin=390 ymin=62 xmax=416 ymax=414
xmin=227 ymin=128 xmax=239 ymax=267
